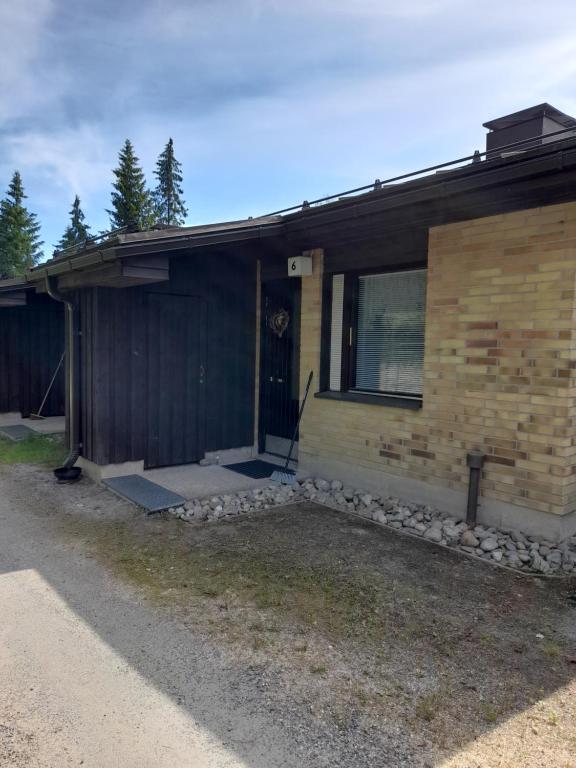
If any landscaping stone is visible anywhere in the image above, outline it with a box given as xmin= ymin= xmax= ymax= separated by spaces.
xmin=372 ymin=509 xmax=387 ymax=524
xmin=461 ymin=530 xmax=480 ymax=548
xmin=424 ymin=528 xmax=443 ymax=543
xmin=539 ymin=545 xmax=551 ymax=558
xmin=547 ymin=550 xmax=563 ymax=568
xmin=167 ymin=475 xmax=576 ymax=576
xmin=531 ymin=553 xmax=550 ymax=574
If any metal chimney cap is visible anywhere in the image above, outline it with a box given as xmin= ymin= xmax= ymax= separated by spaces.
xmin=483 ymin=103 xmax=576 ymax=131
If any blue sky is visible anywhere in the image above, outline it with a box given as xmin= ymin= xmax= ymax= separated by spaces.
xmin=2 ymin=0 xmax=576 ymax=255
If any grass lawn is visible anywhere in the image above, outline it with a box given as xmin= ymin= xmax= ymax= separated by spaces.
xmin=0 ymin=434 xmax=66 ymax=467
xmin=62 ymin=501 xmax=576 ymax=767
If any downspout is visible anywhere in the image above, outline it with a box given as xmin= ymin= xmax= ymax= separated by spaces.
xmin=466 ymin=450 xmax=485 ymax=526
xmin=45 ymin=276 xmax=80 ymax=469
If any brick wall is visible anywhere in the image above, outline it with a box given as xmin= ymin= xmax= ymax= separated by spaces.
xmin=298 ymin=202 xmax=576 ymax=529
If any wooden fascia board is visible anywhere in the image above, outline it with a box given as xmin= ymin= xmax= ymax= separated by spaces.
xmin=0 ymin=291 xmax=27 ymax=307
xmin=57 ymin=256 xmax=170 ymax=290
xmin=112 ymin=223 xmax=286 ymax=258
xmin=284 ymin=147 xmax=576 ymax=237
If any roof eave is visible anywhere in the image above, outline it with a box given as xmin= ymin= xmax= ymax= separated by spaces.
xmin=30 ymin=220 xmax=286 ymax=282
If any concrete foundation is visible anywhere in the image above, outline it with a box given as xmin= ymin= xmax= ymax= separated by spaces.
xmin=300 ymin=453 xmax=576 ymax=543
xmin=77 ymin=458 xmax=145 ymax=483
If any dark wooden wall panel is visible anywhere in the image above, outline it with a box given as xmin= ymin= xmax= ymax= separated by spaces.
xmin=80 ymin=287 xmax=146 ymax=464
xmin=22 ymin=295 xmax=66 ymax=417
xmin=324 ymin=228 xmax=429 ymax=274
xmin=0 ymin=294 xmax=64 ymax=416
xmin=0 ymin=308 xmax=22 ymax=413
xmin=204 ymin=252 xmax=257 ymax=453
xmin=79 ymin=248 xmax=257 ymax=465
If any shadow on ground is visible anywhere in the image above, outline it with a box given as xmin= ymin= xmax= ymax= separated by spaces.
xmin=0 ymin=463 xmax=575 ymax=767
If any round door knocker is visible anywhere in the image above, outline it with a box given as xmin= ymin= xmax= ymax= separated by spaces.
xmin=269 ymin=308 xmax=290 ymax=338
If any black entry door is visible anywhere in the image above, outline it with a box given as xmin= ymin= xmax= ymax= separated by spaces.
xmin=259 ymin=279 xmax=300 ymax=457
xmin=146 ymin=293 xmax=207 ymax=468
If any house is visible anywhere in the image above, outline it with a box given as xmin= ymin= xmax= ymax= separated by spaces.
xmin=0 ymin=279 xmax=65 ymax=418
xmin=13 ymin=102 xmax=576 ymax=542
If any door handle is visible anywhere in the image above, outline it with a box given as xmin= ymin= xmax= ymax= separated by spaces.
xmin=199 ymin=364 xmax=205 ymax=384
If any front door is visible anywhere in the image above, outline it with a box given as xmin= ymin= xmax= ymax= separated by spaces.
xmin=259 ymin=279 xmax=301 ymax=458
xmin=146 ymin=293 xmax=207 ymax=468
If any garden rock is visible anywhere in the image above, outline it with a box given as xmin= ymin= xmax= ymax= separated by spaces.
xmin=424 ymin=528 xmax=443 ymax=543
xmin=461 ymin=531 xmax=480 ymax=548
xmin=372 ymin=510 xmax=388 ymax=524
xmin=531 ymin=553 xmax=550 ymax=574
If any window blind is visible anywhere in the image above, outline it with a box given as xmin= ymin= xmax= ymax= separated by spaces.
xmin=355 ymin=269 xmax=426 ymax=396
xmin=329 ymin=274 xmax=345 ymax=391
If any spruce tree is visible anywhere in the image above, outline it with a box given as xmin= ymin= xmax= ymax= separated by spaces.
xmin=152 ymin=138 xmax=187 ymax=226
xmin=0 ymin=171 xmax=43 ymax=278
xmin=107 ymin=139 xmax=153 ymax=230
xmin=55 ymin=195 xmax=91 ymax=251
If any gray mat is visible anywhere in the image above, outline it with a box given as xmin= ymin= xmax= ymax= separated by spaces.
xmin=223 ymin=459 xmax=282 ymax=479
xmin=0 ymin=424 xmax=35 ymax=442
xmin=102 ymin=474 xmax=186 ymax=513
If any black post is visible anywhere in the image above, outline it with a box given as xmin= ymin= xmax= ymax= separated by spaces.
xmin=466 ymin=450 xmax=485 ymax=527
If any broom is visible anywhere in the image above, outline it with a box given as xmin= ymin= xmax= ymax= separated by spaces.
xmin=271 ymin=370 xmax=313 ymax=485
xmin=29 ymin=351 xmax=65 ymax=420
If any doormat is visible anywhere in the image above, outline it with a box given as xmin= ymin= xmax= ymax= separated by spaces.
xmin=103 ymin=475 xmax=186 ymax=514
xmin=223 ymin=459 xmax=284 ymax=479
xmin=0 ymin=424 xmax=35 ymax=442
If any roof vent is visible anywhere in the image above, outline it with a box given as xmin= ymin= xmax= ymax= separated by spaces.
xmin=483 ymin=103 xmax=576 ymax=155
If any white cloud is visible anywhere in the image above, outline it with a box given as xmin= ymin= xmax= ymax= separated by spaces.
xmin=3 ymin=125 xmax=111 ymax=201
xmin=0 ymin=124 xmax=115 ymax=244
xmin=0 ymin=0 xmax=63 ymax=122
xmin=4 ymin=0 xmax=576 ymax=243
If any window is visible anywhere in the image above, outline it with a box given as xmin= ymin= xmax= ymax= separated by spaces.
xmin=327 ymin=267 xmax=426 ymax=401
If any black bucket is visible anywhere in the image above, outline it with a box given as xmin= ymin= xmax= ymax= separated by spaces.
xmin=54 ymin=466 xmax=82 ymax=484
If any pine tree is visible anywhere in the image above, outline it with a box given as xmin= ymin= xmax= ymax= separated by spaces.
xmin=107 ymin=139 xmax=153 ymax=230
xmin=152 ymin=138 xmax=187 ymax=226
xmin=0 ymin=171 xmax=43 ymax=278
xmin=55 ymin=195 xmax=91 ymax=251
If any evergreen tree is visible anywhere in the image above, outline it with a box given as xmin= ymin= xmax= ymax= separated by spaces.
xmin=55 ymin=195 xmax=91 ymax=251
xmin=152 ymin=138 xmax=187 ymax=226
xmin=107 ymin=139 xmax=153 ymax=230
xmin=0 ymin=171 xmax=43 ymax=278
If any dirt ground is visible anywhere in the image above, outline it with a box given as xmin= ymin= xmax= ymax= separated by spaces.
xmin=1 ymin=462 xmax=576 ymax=767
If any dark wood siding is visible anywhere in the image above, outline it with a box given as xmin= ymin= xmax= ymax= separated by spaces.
xmin=79 ymin=287 xmax=146 ymax=465
xmin=0 ymin=294 xmax=65 ymax=416
xmin=0 ymin=307 xmax=21 ymax=413
xmin=146 ymin=293 xmax=207 ymax=468
xmin=79 ymin=248 xmax=257 ymax=465
xmin=324 ymin=228 xmax=428 ymax=274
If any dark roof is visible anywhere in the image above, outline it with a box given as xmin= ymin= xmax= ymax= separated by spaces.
xmin=47 ymin=216 xmax=283 ymax=262
xmin=114 ymin=216 xmax=282 ymax=244
xmin=0 ymin=277 xmax=28 ymax=294
xmin=26 ymin=113 xmax=576 ymax=283
xmin=31 ymin=216 xmax=284 ymax=279
xmin=483 ymin=103 xmax=576 ymax=130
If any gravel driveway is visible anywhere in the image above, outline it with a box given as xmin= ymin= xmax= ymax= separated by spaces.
xmin=1 ymin=462 xmax=576 ymax=767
